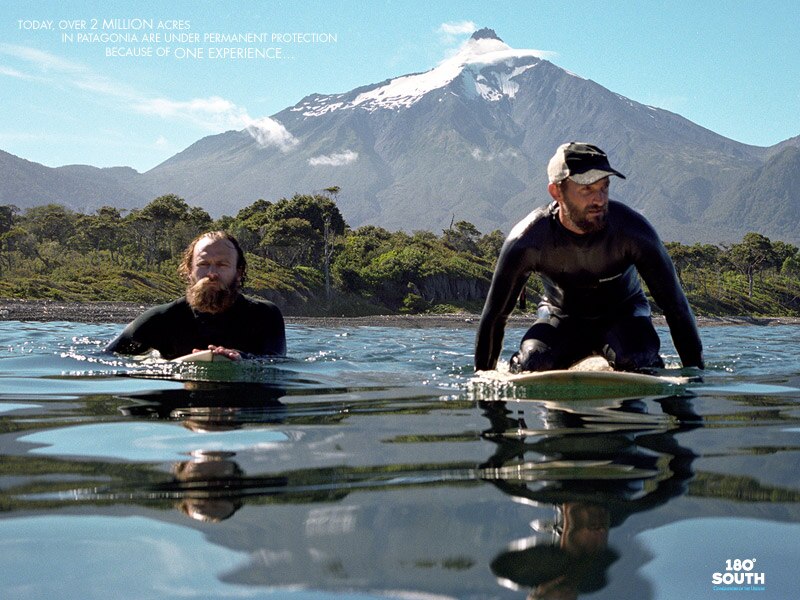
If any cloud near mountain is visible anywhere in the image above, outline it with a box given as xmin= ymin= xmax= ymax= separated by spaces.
xmin=308 ymin=151 xmax=359 ymax=166
xmin=245 ymin=117 xmax=299 ymax=151
xmin=2 ymin=28 xmax=799 ymax=245
xmin=134 ymin=96 xmax=298 ymax=152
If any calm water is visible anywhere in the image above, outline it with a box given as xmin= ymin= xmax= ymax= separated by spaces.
xmin=1 ymin=320 xmax=799 ymax=599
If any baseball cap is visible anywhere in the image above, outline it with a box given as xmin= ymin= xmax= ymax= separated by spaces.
xmin=547 ymin=142 xmax=626 ymax=185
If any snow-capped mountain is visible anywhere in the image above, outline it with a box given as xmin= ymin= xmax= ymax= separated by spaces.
xmin=3 ymin=28 xmax=799 ymax=244
xmin=296 ymin=28 xmax=544 ymax=115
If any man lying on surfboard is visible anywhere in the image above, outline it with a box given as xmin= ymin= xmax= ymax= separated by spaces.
xmin=106 ymin=231 xmax=286 ymax=361
xmin=474 ymin=142 xmax=704 ymax=373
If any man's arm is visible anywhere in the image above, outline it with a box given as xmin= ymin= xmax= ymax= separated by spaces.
xmin=105 ymin=328 xmax=148 ymax=356
xmin=105 ymin=307 xmax=161 ymax=356
xmin=635 ymin=235 xmax=704 ymax=369
xmin=475 ymin=241 xmax=531 ymax=371
xmin=248 ymin=300 xmax=287 ymax=357
xmin=263 ymin=303 xmax=287 ymax=356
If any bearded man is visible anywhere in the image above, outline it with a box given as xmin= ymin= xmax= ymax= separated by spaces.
xmin=474 ymin=142 xmax=703 ymax=373
xmin=106 ymin=231 xmax=286 ymax=360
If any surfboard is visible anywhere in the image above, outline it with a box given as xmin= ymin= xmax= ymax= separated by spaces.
xmin=172 ymin=349 xmax=233 ymax=363
xmin=474 ymin=356 xmax=693 ymax=398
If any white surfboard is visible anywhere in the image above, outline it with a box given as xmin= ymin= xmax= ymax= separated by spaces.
xmin=475 ymin=356 xmax=692 ymax=398
xmin=172 ymin=349 xmax=233 ymax=363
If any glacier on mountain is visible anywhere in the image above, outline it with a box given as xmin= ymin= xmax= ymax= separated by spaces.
xmin=295 ymin=31 xmax=549 ymax=116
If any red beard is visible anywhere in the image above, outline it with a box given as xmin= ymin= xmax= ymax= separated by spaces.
xmin=186 ymin=277 xmax=237 ymax=314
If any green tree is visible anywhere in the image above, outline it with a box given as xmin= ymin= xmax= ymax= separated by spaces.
xmin=126 ymin=195 xmax=211 ymax=264
xmin=0 ymin=205 xmax=19 ymax=273
xmin=782 ymin=254 xmax=800 ymax=277
xmin=665 ymin=242 xmax=692 ymax=286
xmin=76 ymin=206 xmax=127 ymax=263
xmin=2 ymin=226 xmax=46 ymax=268
xmin=725 ymin=232 xmax=777 ymax=298
xmin=266 ymin=194 xmax=345 ymax=236
xmin=260 ymin=218 xmax=319 ymax=266
xmin=321 ymin=187 xmax=342 ymax=301
xmin=21 ymin=204 xmax=78 ymax=245
xmin=332 ymin=225 xmax=394 ymax=293
xmin=235 ymin=199 xmax=273 ymax=223
xmin=0 ymin=204 xmax=17 ymax=236
xmin=666 ymin=242 xmax=721 ymax=287
xmin=262 ymin=193 xmax=346 ymax=299
xmin=771 ymin=241 xmax=798 ymax=273
xmin=225 ymin=201 xmax=269 ymax=254
xmin=477 ymin=229 xmax=506 ymax=263
xmin=442 ymin=220 xmax=481 ymax=255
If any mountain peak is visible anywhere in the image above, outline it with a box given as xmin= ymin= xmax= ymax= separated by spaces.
xmin=294 ymin=30 xmax=547 ymax=115
xmin=470 ymin=28 xmax=503 ymax=42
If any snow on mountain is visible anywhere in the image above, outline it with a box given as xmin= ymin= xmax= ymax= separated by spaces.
xmin=5 ymin=27 xmax=799 ymax=244
xmin=294 ymin=29 xmax=548 ymax=115
xmin=137 ymin=27 xmax=791 ymax=243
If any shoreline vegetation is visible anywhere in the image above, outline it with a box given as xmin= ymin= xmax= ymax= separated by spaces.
xmin=2 ymin=195 xmax=799 ymax=323
xmin=2 ymin=299 xmax=799 ymax=328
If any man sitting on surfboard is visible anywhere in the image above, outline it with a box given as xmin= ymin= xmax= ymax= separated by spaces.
xmin=106 ymin=231 xmax=286 ymax=361
xmin=474 ymin=142 xmax=704 ymax=373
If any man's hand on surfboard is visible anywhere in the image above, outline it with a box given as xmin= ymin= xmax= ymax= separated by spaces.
xmin=192 ymin=345 xmax=242 ymax=361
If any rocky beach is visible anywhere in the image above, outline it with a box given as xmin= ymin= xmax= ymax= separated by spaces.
xmin=1 ymin=299 xmax=798 ymax=328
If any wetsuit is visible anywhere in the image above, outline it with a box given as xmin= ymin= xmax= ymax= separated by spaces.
xmin=474 ymin=200 xmax=704 ymax=372
xmin=106 ymin=295 xmax=286 ymax=360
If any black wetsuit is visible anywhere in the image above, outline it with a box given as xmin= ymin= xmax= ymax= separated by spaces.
xmin=474 ymin=200 xmax=704 ymax=372
xmin=106 ymin=295 xmax=286 ymax=360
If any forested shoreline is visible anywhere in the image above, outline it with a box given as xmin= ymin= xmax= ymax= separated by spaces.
xmin=1 ymin=191 xmax=799 ymax=317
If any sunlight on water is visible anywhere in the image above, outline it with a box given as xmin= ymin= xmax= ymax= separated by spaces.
xmin=21 ymin=422 xmax=292 ymax=461
xmin=0 ymin=515 xmax=249 ymax=598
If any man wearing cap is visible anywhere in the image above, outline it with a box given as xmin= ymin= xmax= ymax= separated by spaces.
xmin=474 ymin=142 xmax=704 ymax=373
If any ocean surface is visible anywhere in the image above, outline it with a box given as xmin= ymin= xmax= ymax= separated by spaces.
xmin=1 ymin=320 xmax=799 ymax=599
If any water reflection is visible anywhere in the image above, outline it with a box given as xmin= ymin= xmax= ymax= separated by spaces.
xmin=4 ymin=323 xmax=800 ymax=598
xmin=7 ymin=369 xmax=799 ymax=597
xmin=173 ymin=451 xmax=246 ymax=522
xmin=115 ymin=381 xmax=707 ymax=598
xmin=111 ymin=382 xmax=708 ymax=598
xmin=480 ymin=394 xmax=701 ymax=598
xmin=118 ymin=383 xmax=292 ymax=521
xmin=492 ymin=502 xmax=616 ymax=599
xmin=118 ymin=381 xmax=289 ymax=428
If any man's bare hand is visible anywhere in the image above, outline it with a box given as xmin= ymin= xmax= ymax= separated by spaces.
xmin=191 ymin=345 xmax=242 ymax=360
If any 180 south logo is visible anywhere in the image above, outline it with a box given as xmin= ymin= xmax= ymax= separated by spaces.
xmin=712 ymin=558 xmax=766 ymax=591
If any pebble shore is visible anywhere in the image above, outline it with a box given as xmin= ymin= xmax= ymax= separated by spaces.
xmin=1 ymin=299 xmax=798 ymax=328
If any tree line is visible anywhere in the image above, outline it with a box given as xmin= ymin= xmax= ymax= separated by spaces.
xmin=1 ymin=192 xmax=799 ymax=316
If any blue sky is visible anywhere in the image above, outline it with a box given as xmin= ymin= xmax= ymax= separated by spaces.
xmin=1 ymin=0 xmax=798 ymax=172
